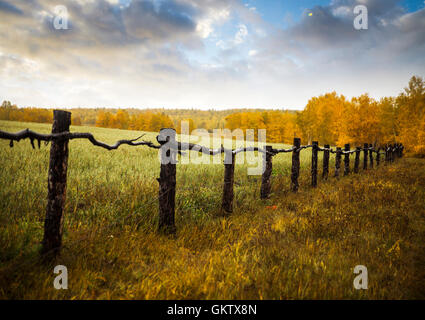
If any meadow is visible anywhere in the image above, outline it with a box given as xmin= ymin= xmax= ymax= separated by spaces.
xmin=0 ymin=120 xmax=424 ymax=299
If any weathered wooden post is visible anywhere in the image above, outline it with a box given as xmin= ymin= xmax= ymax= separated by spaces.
xmin=392 ymin=144 xmax=397 ymax=162
xmin=393 ymin=144 xmax=397 ymax=161
xmin=394 ymin=143 xmax=398 ymax=160
xmin=376 ymin=147 xmax=381 ymax=166
xmin=41 ymin=110 xmax=71 ymax=257
xmin=322 ymin=144 xmax=330 ymax=180
xmin=291 ymin=138 xmax=301 ymax=192
xmin=157 ymin=128 xmax=177 ymax=234
xmin=392 ymin=144 xmax=396 ymax=162
xmin=334 ymin=147 xmax=342 ymax=178
xmin=260 ymin=146 xmax=273 ymax=199
xmin=385 ymin=144 xmax=389 ymax=163
xmin=363 ymin=143 xmax=368 ymax=170
xmin=369 ymin=144 xmax=374 ymax=168
xmin=392 ymin=144 xmax=396 ymax=160
xmin=354 ymin=146 xmax=361 ymax=173
xmin=311 ymin=141 xmax=318 ymax=187
xmin=222 ymin=150 xmax=235 ymax=214
xmin=344 ymin=144 xmax=350 ymax=176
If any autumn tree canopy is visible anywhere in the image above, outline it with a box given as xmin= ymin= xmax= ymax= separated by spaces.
xmin=1 ymin=76 xmax=424 ymax=155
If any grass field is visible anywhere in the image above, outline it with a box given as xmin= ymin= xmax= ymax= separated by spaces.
xmin=0 ymin=120 xmax=424 ymax=299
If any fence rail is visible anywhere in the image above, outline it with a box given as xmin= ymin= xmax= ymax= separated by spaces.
xmin=0 ymin=110 xmax=404 ymax=259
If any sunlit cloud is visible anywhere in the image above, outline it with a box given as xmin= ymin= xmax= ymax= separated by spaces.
xmin=0 ymin=0 xmax=424 ymax=109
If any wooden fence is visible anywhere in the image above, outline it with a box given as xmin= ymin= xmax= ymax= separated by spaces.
xmin=0 ymin=110 xmax=404 ymax=258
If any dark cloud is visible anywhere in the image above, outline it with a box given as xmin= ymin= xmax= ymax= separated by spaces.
xmin=290 ymin=5 xmax=358 ymax=48
xmin=355 ymin=0 xmax=400 ymax=16
xmin=0 ymin=0 xmax=23 ymax=15
xmin=123 ymin=0 xmax=198 ymax=41
xmin=0 ymin=0 xmax=202 ymax=52
xmin=269 ymin=0 xmax=425 ymax=55
xmin=0 ymin=0 xmax=244 ymax=56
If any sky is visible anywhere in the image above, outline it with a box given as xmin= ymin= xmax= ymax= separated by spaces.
xmin=0 ymin=0 xmax=424 ymax=110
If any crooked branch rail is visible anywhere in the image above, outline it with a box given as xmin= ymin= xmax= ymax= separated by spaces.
xmin=0 ymin=110 xmax=404 ymax=258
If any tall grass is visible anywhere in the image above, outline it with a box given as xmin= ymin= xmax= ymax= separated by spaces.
xmin=0 ymin=120 xmax=424 ymax=299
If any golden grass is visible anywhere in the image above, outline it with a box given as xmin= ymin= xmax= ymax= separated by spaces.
xmin=0 ymin=120 xmax=424 ymax=299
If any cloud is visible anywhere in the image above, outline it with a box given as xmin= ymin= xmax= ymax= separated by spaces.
xmin=234 ymin=24 xmax=248 ymax=45
xmin=0 ymin=0 xmax=23 ymax=15
xmin=258 ymin=0 xmax=425 ymax=67
xmin=196 ymin=7 xmax=230 ymax=39
xmin=0 ymin=0 xmax=204 ymax=54
xmin=247 ymin=0 xmax=425 ymax=105
xmin=0 ymin=0 xmax=424 ymax=109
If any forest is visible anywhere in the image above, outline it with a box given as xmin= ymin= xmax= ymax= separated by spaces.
xmin=1 ymin=76 xmax=424 ymax=155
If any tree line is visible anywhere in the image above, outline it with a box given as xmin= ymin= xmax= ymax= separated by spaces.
xmin=1 ymin=76 xmax=424 ymax=155
xmin=297 ymin=76 xmax=424 ymax=155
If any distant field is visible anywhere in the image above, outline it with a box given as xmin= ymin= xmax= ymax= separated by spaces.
xmin=0 ymin=120 xmax=424 ymax=299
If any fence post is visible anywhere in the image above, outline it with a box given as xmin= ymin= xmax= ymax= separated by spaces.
xmin=389 ymin=144 xmax=394 ymax=163
xmin=392 ymin=144 xmax=396 ymax=162
xmin=322 ymin=144 xmax=330 ymax=180
xmin=41 ymin=110 xmax=71 ymax=257
xmin=369 ymin=144 xmax=374 ymax=168
xmin=393 ymin=144 xmax=397 ymax=162
xmin=354 ymin=147 xmax=361 ymax=173
xmin=222 ymin=151 xmax=235 ymax=214
xmin=311 ymin=141 xmax=318 ymax=187
xmin=260 ymin=146 xmax=273 ymax=199
xmin=344 ymin=144 xmax=350 ymax=176
xmin=376 ymin=147 xmax=381 ymax=166
xmin=334 ymin=147 xmax=342 ymax=178
xmin=385 ymin=144 xmax=389 ymax=163
xmin=291 ymin=138 xmax=301 ymax=192
xmin=157 ymin=128 xmax=177 ymax=235
xmin=363 ymin=143 xmax=368 ymax=170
